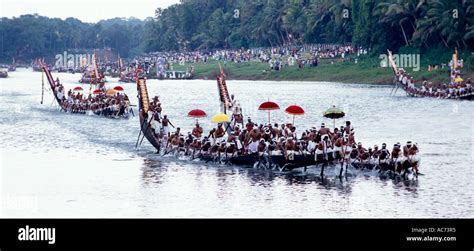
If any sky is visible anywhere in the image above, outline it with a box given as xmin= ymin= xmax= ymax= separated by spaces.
xmin=1 ymin=0 xmax=180 ymax=23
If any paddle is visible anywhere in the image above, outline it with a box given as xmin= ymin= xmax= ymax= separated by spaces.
xmin=137 ymin=115 xmax=154 ymax=149
xmin=135 ymin=115 xmax=148 ymax=148
xmin=162 ymin=140 xmax=171 ymax=156
xmin=41 ymin=69 xmax=45 ymax=104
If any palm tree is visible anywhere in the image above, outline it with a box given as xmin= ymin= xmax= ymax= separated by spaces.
xmin=413 ymin=0 xmax=471 ymax=48
xmin=374 ymin=0 xmax=420 ymax=46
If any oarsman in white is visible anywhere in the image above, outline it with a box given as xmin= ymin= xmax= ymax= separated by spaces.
xmin=18 ymin=225 xmax=56 ymax=245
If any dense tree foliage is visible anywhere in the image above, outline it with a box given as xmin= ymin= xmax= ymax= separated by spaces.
xmin=0 ymin=15 xmax=144 ymax=62
xmin=143 ymin=0 xmax=473 ymax=53
xmin=1 ymin=0 xmax=472 ymax=62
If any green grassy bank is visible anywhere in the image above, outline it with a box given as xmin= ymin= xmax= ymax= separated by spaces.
xmin=170 ymin=53 xmax=473 ymax=85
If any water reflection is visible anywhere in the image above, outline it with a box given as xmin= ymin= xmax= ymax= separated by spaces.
xmin=2 ymin=71 xmax=473 ymax=217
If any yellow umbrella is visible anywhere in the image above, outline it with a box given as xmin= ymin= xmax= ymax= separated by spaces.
xmin=454 ymin=77 xmax=463 ymax=83
xmin=106 ymin=89 xmax=117 ymax=96
xmin=211 ymin=113 xmax=230 ymax=123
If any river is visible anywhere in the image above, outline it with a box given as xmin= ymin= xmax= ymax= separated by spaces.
xmin=1 ymin=68 xmax=473 ymax=218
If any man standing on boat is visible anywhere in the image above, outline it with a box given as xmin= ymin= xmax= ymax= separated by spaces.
xmin=161 ymin=115 xmax=174 ymax=137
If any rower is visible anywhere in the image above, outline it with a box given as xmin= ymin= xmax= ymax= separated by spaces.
xmin=273 ymin=137 xmax=285 ymax=155
xmin=344 ymin=121 xmax=353 ymax=135
xmin=348 ymin=131 xmax=356 ymax=145
xmin=372 ymin=145 xmax=380 ymax=159
xmin=349 ymin=144 xmax=359 ymax=167
xmin=170 ymin=134 xmax=180 ymax=154
xmin=378 ymin=143 xmax=391 ymax=169
xmin=391 ymin=143 xmax=403 ymax=173
xmin=257 ymin=139 xmax=267 ymax=157
xmin=288 ymin=126 xmax=297 ymax=139
xmin=226 ymin=142 xmax=237 ymax=158
xmin=285 ymin=137 xmax=296 ymax=160
xmin=192 ymin=122 xmax=203 ymax=138
xmin=245 ymin=118 xmax=254 ymax=132
xmin=408 ymin=143 xmax=420 ymax=176
xmin=356 ymin=142 xmax=367 ymax=153
xmin=262 ymin=128 xmax=272 ymax=142
xmin=248 ymin=137 xmax=259 ymax=154
xmin=174 ymin=127 xmax=182 ymax=137
xmin=333 ymin=135 xmax=343 ymax=163
xmin=280 ymin=124 xmax=287 ymax=137
xmin=402 ymin=141 xmax=412 ymax=162
xmin=273 ymin=123 xmax=281 ymax=138
xmin=330 ymin=128 xmax=340 ymax=142
xmin=324 ymin=136 xmax=334 ymax=163
xmin=227 ymin=131 xmax=237 ymax=145
xmin=318 ymin=123 xmax=330 ymax=136
xmin=356 ymin=142 xmax=368 ymax=166
xmin=307 ymin=137 xmax=317 ymax=154
xmin=315 ymin=137 xmax=327 ymax=163
xmin=214 ymin=123 xmax=225 ymax=142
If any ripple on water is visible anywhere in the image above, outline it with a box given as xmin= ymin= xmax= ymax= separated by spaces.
xmin=1 ymin=72 xmax=473 ymax=218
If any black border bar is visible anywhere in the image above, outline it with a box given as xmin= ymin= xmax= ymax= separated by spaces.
xmin=0 ymin=219 xmax=472 ymax=250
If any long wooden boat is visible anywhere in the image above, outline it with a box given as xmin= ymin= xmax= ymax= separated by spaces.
xmin=42 ymin=65 xmax=62 ymax=105
xmin=42 ymin=65 xmax=131 ymax=119
xmin=137 ymin=78 xmax=162 ymax=151
xmin=119 ymin=72 xmax=135 ymax=83
xmin=136 ymin=77 xmax=418 ymax=179
xmin=79 ymin=53 xmax=106 ymax=84
xmin=159 ymin=70 xmax=194 ymax=80
xmin=388 ymin=49 xmax=474 ymax=100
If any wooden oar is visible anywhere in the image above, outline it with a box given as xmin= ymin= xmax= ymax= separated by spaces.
xmin=137 ymin=116 xmax=154 ymax=149
xmin=135 ymin=117 xmax=148 ymax=148
xmin=41 ymin=69 xmax=45 ymax=104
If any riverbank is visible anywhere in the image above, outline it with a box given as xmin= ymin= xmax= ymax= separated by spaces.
xmin=172 ymin=55 xmax=473 ymax=85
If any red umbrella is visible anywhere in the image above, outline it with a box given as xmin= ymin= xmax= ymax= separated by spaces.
xmin=92 ymin=89 xmax=103 ymax=95
xmin=188 ymin=109 xmax=207 ymax=123
xmin=113 ymin=86 xmax=124 ymax=91
xmin=285 ymin=105 xmax=305 ymax=124
xmin=73 ymin=86 xmax=83 ymax=92
xmin=258 ymin=101 xmax=280 ymax=124
xmin=188 ymin=109 xmax=207 ymax=118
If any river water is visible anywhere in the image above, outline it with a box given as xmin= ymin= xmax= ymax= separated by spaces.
xmin=1 ymin=69 xmax=473 ymax=218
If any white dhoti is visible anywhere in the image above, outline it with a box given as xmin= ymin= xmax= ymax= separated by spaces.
xmin=378 ymin=158 xmax=389 ymax=164
xmin=236 ymin=139 xmax=243 ymax=150
xmin=163 ymin=126 xmax=170 ymax=135
xmin=248 ymin=141 xmax=258 ymax=153
xmin=394 ymin=156 xmax=403 ymax=163
xmin=409 ymin=155 xmax=421 ymax=165
xmin=150 ymin=120 xmax=159 ymax=133
xmin=349 ymin=158 xmax=359 ymax=164
xmin=216 ymin=137 xmax=225 ymax=144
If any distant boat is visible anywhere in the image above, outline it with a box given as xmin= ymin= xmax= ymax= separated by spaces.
xmin=387 ymin=49 xmax=473 ymax=101
xmin=31 ymin=58 xmax=44 ymax=72
xmin=0 ymin=69 xmax=8 ymax=78
xmin=79 ymin=53 xmax=106 ymax=84
xmin=157 ymin=68 xmax=194 ymax=80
